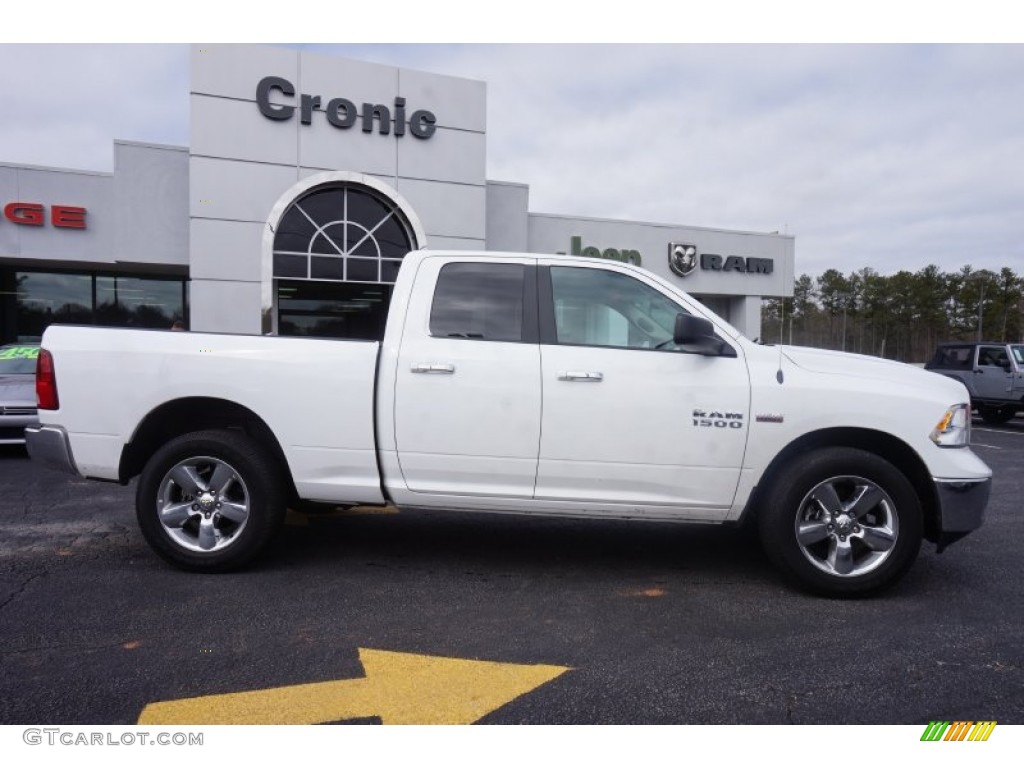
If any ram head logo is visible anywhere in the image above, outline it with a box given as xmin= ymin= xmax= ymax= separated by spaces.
xmin=668 ymin=243 xmax=698 ymax=277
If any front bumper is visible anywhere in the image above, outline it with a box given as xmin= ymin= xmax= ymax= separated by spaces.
xmin=933 ymin=477 xmax=991 ymax=552
xmin=25 ymin=425 xmax=79 ymax=476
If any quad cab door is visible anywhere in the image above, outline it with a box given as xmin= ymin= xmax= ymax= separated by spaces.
xmin=535 ymin=260 xmax=750 ymax=519
xmin=393 ymin=256 xmax=541 ymax=498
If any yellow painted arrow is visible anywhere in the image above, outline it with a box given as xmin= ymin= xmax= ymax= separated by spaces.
xmin=138 ymin=648 xmax=570 ymax=725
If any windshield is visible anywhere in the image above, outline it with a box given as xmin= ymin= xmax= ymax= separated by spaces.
xmin=1012 ymin=345 xmax=1024 ymax=366
xmin=0 ymin=346 xmax=39 ymax=375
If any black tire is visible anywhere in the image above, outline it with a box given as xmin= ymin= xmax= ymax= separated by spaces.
xmin=979 ymin=405 xmax=1016 ymax=425
xmin=136 ymin=429 xmax=286 ymax=572
xmin=758 ymin=447 xmax=923 ymax=597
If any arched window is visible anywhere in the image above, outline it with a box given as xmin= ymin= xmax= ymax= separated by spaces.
xmin=271 ymin=184 xmax=416 ymax=283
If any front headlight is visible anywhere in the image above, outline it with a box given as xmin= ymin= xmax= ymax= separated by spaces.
xmin=930 ymin=403 xmax=971 ymax=448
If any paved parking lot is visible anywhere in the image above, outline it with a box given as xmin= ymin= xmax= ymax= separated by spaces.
xmin=1 ymin=420 xmax=1022 ymax=725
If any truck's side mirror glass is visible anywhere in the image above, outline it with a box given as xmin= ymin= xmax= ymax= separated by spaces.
xmin=673 ymin=313 xmax=713 ymax=344
xmin=673 ymin=313 xmax=734 ymax=357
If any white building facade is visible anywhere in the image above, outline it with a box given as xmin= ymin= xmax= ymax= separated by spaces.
xmin=0 ymin=44 xmax=794 ymax=344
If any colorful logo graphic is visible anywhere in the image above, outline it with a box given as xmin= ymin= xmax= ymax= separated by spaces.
xmin=920 ymin=721 xmax=997 ymax=742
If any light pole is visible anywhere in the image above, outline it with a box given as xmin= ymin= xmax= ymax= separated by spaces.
xmin=977 ymin=280 xmax=986 ymax=342
xmin=838 ymin=291 xmax=850 ymax=352
xmin=968 ymin=270 xmax=995 ymax=342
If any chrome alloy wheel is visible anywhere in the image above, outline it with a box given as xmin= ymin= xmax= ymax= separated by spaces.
xmin=156 ymin=456 xmax=250 ymax=553
xmin=793 ymin=475 xmax=899 ymax=578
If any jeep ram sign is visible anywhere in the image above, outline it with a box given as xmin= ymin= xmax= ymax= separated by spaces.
xmin=669 ymin=242 xmax=773 ymax=277
xmin=562 ymin=235 xmax=642 ymax=266
xmin=669 ymin=243 xmax=698 ymax=276
xmin=256 ymin=76 xmax=438 ymax=139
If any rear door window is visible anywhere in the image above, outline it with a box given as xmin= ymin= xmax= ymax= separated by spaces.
xmin=429 ymin=263 xmax=526 ymax=343
xmin=930 ymin=346 xmax=973 ymax=370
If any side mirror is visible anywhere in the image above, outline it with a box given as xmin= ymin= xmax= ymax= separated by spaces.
xmin=673 ymin=313 xmax=735 ymax=357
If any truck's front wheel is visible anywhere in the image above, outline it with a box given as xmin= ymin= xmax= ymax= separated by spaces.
xmin=136 ymin=429 xmax=286 ymax=572
xmin=759 ymin=447 xmax=923 ymax=597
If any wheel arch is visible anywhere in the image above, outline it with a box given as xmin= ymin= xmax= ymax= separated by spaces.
xmin=119 ymin=397 xmax=296 ymax=499
xmin=741 ymin=427 xmax=940 ymax=544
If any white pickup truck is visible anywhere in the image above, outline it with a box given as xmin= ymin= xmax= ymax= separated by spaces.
xmin=26 ymin=250 xmax=991 ymax=596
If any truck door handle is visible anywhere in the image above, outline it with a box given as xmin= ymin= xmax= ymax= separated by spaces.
xmin=558 ymin=371 xmax=603 ymax=382
xmin=411 ymin=363 xmax=455 ymax=374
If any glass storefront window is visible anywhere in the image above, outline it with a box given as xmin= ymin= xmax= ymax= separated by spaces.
xmin=2 ymin=270 xmax=187 ymax=343
xmin=270 ymin=183 xmax=418 ymax=341
xmin=13 ymin=272 xmax=93 ymax=341
xmin=272 ymin=184 xmax=416 ymax=284
xmin=95 ymin=276 xmax=184 ymax=329
xmin=277 ymin=280 xmax=391 ymax=341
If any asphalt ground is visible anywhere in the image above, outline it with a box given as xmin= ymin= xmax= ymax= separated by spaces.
xmin=1 ymin=420 xmax=1022 ymax=725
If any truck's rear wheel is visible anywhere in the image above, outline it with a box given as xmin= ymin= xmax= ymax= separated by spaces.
xmin=758 ymin=447 xmax=923 ymax=597
xmin=136 ymin=429 xmax=285 ymax=572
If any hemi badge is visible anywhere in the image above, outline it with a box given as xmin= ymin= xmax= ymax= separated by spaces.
xmin=756 ymin=414 xmax=784 ymax=423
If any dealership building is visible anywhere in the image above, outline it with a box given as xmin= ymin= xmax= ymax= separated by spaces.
xmin=0 ymin=44 xmax=794 ymax=345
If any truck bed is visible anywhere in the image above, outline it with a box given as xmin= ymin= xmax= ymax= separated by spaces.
xmin=39 ymin=326 xmax=385 ymax=504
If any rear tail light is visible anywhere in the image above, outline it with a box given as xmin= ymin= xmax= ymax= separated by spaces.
xmin=36 ymin=348 xmax=59 ymax=410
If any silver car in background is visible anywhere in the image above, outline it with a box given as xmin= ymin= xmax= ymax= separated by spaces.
xmin=0 ymin=344 xmax=39 ymax=445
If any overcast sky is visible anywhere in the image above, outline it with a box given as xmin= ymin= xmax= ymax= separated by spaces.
xmin=1 ymin=43 xmax=1021 ymax=278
